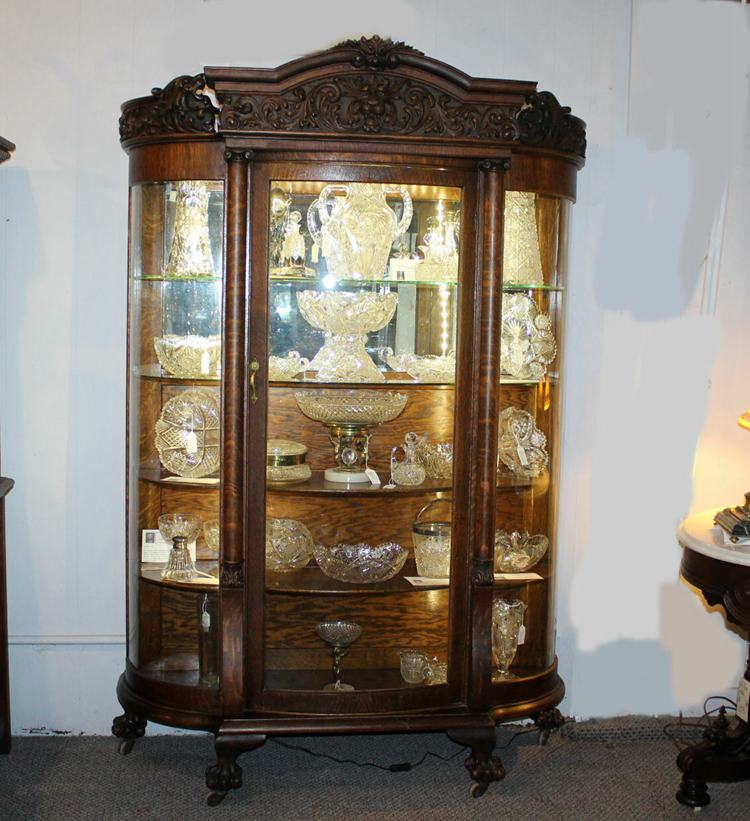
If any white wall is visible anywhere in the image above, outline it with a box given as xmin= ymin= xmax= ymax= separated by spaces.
xmin=0 ymin=0 xmax=748 ymax=733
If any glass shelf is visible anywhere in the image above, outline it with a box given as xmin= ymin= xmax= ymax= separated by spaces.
xmin=134 ymin=275 xmax=223 ymax=282
xmin=502 ymin=283 xmax=564 ymax=292
xmin=139 ymin=467 xmax=219 ymax=489
xmin=135 ymin=364 xmax=220 ymax=384
xmin=269 ymin=275 xmax=457 ymax=289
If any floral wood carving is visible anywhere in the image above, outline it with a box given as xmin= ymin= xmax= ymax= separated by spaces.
xmin=218 ymin=74 xmax=519 ymax=140
xmin=334 ymin=36 xmax=424 ymax=70
xmin=220 ymin=563 xmax=244 ymax=588
xmin=518 ymin=91 xmax=586 ymax=157
xmin=119 ymin=74 xmax=217 ymax=144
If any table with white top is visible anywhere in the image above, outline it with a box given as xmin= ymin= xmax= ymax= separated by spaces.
xmin=675 ymin=509 xmax=750 ymax=808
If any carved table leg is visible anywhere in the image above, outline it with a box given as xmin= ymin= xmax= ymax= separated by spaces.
xmin=533 ymin=708 xmax=566 ymax=746
xmin=205 ymin=731 xmax=267 ymax=805
xmin=112 ymin=711 xmax=147 ymax=756
xmin=447 ymin=725 xmax=505 ymax=797
xmin=675 ymin=707 xmax=750 ymax=808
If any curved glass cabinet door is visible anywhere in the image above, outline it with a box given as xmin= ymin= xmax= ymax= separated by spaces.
xmin=127 ymin=180 xmax=224 ymax=689
xmin=261 ymin=174 xmax=464 ymax=698
xmin=490 ymin=191 xmax=570 ymax=685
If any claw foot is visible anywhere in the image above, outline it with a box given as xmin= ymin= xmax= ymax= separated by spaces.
xmin=112 ymin=712 xmax=146 ymax=753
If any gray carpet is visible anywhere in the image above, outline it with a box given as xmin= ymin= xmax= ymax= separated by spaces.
xmin=1 ymin=719 xmax=749 ymax=819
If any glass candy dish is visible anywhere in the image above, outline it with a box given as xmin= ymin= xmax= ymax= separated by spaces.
xmin=415 ymin=440 xmax=454 ymax=479
xmin=158 ymin=513 xmax=202 ymax=582
xmin=154 ymin=388 xmax=220 ymax=478
xmin=268 ymin=350 xmax=310 ymax=381
xmin=497 ymin=407 xmax=548 ymax=479
xmin=494 ymin=530 xmax=549 ymax=573
xmin=266 ymin=518 xmax=314 ymax=572
xmin=313 ymin=542 xmax=408 ymax=584
xmin=203 ymin=519 xmax=220 ymax=556
xmin=154 ymin=335 xmax=221 ymax=378
xmin=500 ymin=293 xmax=557 ymax=382
xmin=295 ymin=389 xmax=408 ymax=483
xmin=296 ymin=290 xmax=398 ymax=383
xmin=379 ymin=348 xmax=456 ymax=383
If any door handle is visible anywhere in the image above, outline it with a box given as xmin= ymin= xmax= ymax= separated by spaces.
xmin=249 ymin=359 xmax=260 ymax=404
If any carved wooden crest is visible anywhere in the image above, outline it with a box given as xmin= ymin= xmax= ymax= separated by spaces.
xmin=119 ymin=37 xmax=585 ymax=161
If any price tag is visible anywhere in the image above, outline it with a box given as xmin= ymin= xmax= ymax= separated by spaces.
xmin=518 ymin=624 xmax=526 ymax=645
xmin=516 ymin=444 xmax=529 ymax=466
xmin=185 ymin=431 xmax=199 ymax=455
xmin=201 ymin=610 xmax=211 ymax=631
xmin=200 ymin=351 xmax=210 ymax=375
xmin=365 ymin=468 xmax=381 ymax=486
xmin=737 ymin=677 xmax=750 ymax=723
xmin=311 ymin=242 xmax=319 ymax=263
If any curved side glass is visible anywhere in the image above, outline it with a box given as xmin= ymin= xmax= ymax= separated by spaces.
xmin=127 ymin=181 xmax=224 ymax=689
xmin=262 ymin=178 xmax=462 ymax=694
xmin=490 ymin=192 xmax=570 ymax=684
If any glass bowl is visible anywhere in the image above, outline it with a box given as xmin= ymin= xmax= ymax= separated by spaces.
xmin=158 ymin=513 xmax=203 ymax=543
xmin=315 ymin=620 xmax=362 ymax=647
xmin=380 ymin=348 xmax=456 ymax=383
xmin=268 ymin=351 xmax=309 ymax=381
xmin=204 ymin=519 xmax=220 ymax=555
xmin=154 ymin=388 xmax=221 ymax=478
xmin=297 ymin=290 xmax=398 ymax=335
xmin=154 ymin=335 xmax=221 ymax=378
xmin=266 ymin=518 xmax=314 ymax=572
xmin=494 ymin=530 xmax=549 ymax=572
xmin=266 ymin=439 xmax=312 ymax=484
xmin=295 ymin=389 xmax=407 ymax=426
xmin=313 ymin=542 xmax=408 ymax=584
xmin=415 ymin=440 xmax=454 ymax=479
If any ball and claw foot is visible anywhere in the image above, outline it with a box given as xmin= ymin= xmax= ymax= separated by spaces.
xmin=206 ymin=760 xmax=242 ymax=806
xmin=676 ymin=777 xmax=710 ymax=809
xmin=465 ymin=753 xmax=505 ymax=798
xmin=533 ymin=708 xmax=566 ymax=746
xmin=112 ymin=712 xmax=146 ymax=756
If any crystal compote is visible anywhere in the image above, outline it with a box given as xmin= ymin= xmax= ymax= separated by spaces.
xmin=158 ymin=513 xmax=203 ymax=582
xmin=315 ymin=620 xmax=362 ymax=691
xmin=296 ymin=290 xmax=398 ymax=383
xmin=491 ymin=598 xmax=527 ymax=681
xmin=295 ymin=389 xmax=407 ymax=483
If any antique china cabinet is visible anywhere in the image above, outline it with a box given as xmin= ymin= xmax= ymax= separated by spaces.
xmin=113 ymin=38 xmax=586 ymax=802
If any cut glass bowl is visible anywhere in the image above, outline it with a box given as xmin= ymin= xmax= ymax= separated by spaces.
xmin=154 ymin=335 xmax=221 ymax=378
xmin=266 ymin=518 xmax=314 ymax=572
xmin=154 ymin=388 xmax=221 ymax=478
xmin=497 ymin=407 xmax=548 ymax=479
xmin=500 ymin=293 xmax=557 ymax=381
xmin=494 ymin=530 xmax=549 ymax=573
xmin=295 ymin=389 xmax=407 ymax=425
xmin=380 ymin=348 xmax=456 ymax=383
xmin=315 ymin=620 xmax=362 ymax=647
xmin=268 ymin=350 xmax=309 ymax=381
xmin=296 ymin=290 xmax=397 ymax=336
xmin=415 ymin=440 xmax=454 ymax=479
xmin=203 ymin=519 xmax=220 ymax=554
xmin=158 ymin=513 xmax=203 ymax=543
xmin=313 ymin=542 xmax=408 ymax=584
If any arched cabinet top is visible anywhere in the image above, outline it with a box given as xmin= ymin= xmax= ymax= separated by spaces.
xmin=119 ymin=36 xmax=586 ymax=166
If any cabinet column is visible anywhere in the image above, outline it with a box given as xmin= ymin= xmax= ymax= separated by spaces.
xmin=467 ymin=158 xmax=508 ymax=711
xmin=220 ymin=148 xmax=253 ymax=712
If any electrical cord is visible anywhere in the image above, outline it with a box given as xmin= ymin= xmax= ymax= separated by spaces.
xmin=662 ymin=697 xmax=739 ymax=752
xmin=268 ymin=723 xmax=541 ymax=773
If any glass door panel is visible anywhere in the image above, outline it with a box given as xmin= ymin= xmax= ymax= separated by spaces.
xmin=127 ymin=180 xmax=224 ymax=689
xmin=263 ymin=178 xmax=462 ymax=693
xmin=490 ymin=192 xmax=570 ymax=684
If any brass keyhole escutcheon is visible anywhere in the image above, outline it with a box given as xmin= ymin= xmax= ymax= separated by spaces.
xmin=249 ymin=359 xmax=260 ymax=404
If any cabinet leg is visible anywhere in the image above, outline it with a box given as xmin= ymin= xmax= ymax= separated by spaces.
xmin=205 ymin=732 xmax=266 ymax=805
xmin=447 ymin=725 xmax=505 ymax=798
xmin=533 ymin=708 xmax=566 ymax=746
xmin=111 ymin=711 xmax=147 ymax=756
xmin=675 ymin=707 xmax=750 ymax=808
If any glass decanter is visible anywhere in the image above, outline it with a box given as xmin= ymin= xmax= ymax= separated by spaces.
xmin=391 ymin=432 xmax=427 ymax=486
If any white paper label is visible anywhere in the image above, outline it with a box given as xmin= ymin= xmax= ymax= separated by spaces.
xmin=365 ymin=468 xmax=381 ymax=486
xmin=518 ymin=624 xmax=526 ymax=645
xmin=201 ymin=610 xmax=211 ymax=631
xmin=141 ymin=529 xmax=196 ymax=563
xmin=516 ymin=444 xmax=529 ymax=466
xmin=200 ymin=351 xmax=210 ymax=375
xmin=185 ymin=431 xmax=199 ymax=455
xmin=405 ymin=576 xmax=450 ymax=587
xmin=169 ymin=190 xmax=177 ymax=202
xmin=493 ymin=572 xmax=543 ymax=582
xmin=311 ymin=242 xmax=319 ymax=263
xmin=737 ymin=677 xmax=750 ymax=722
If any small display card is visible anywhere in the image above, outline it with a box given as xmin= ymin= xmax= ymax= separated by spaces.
xmin=518 ymin=625 xmax=526 ymax=645
xmin=405 ymin=572 xmax=543 ymax=588
xmin=737 ymin=677 xmax=750 ymax=723
xmin=141 ymin=529 xmax=197 ymax=564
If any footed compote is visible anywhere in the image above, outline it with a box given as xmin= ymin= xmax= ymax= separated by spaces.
xmin=158 ymin=513 xmax=202 ymax=582
xmin=491 ymin=598 xmax=527 ymax=681
xmin=315 ymin=620 xmax=362 ymax=691
xmin=296 ymin=290 xmax=397 ymax=382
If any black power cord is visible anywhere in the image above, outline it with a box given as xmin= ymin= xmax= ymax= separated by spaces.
xmin=662 ymin=696 xmax=739 ymax=752
xmin=269 ymin=722 xmax=543 ymax=773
